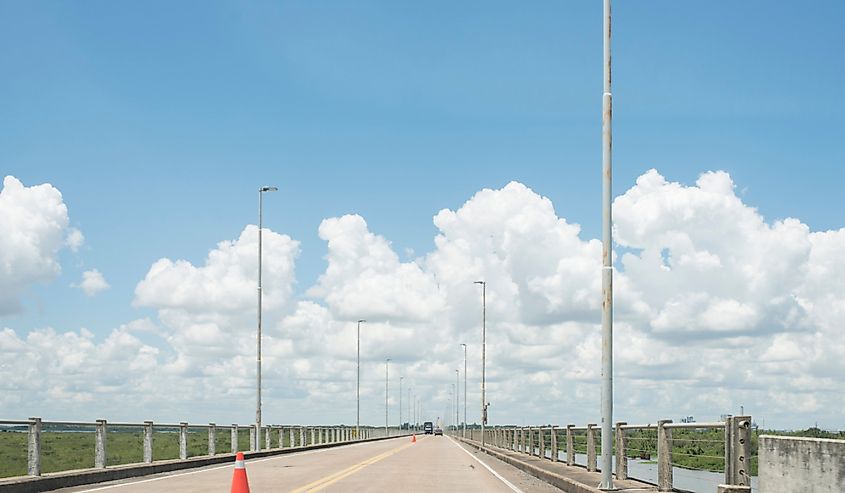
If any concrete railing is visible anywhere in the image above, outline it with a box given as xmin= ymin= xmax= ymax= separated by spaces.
xmin=2 ymin=417 xmax=401 ymax=479
xmin=458 ymin=415 xmax=753 ymax=492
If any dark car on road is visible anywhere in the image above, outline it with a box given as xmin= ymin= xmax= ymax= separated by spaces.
xmin=423 ymin=421 xmax=434 ymax=434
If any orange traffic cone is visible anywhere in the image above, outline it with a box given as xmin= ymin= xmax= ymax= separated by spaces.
xmin=411 ymin=434 xmax=416 ymax=443
xmin=231 ymin=452 xmax=250 ymax=493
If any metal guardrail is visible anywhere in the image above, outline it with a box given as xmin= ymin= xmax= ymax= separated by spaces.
xmin=459 ymin=415 xmax=753 ymax=491
xmin=2 ymin=417 xmax=402 ymax=478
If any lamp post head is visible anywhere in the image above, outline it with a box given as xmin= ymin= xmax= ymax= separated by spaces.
xmin=358 ymin=319 xmax=366 ymax=324
xmin=259 ymin=186 xmax=278 ymax=193
xmin=460 ymin=343 xmax=466 ymax=349
xmin=474 ymin=280 xmax=485 ymax=285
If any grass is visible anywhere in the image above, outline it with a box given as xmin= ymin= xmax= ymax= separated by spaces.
xmin=0 ymin=427 xmax=291 ymax=479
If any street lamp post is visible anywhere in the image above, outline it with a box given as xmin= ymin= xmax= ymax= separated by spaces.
xmin=385 ymin=358 xmax=390 ymax=436
xmin=599 ymin=0 xmax=614 ymax=489
xmin=460 ymin=343 xmax=467 ymax=438
xmin=455 ymin=370 xmax=459 ymax=433
xmin=399 ymin=376 xmax=403 ymax=430
xmin=356 ymin=319 xmax=366 ymax=438
xmin=474 ymin=281 xmax=487 ymax=446
xmin=256 ymin=185 xmax=277 ymax=451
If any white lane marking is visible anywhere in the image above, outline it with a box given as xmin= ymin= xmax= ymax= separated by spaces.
xmin=447 ymin=436 xmax=525 ymax=493
xmin=72 ymin=439 xmax=403 ymax=492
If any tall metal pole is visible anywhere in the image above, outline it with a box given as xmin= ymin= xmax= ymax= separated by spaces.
xmin=256 ymin=185 xmax=277 ymax=452
xmin=399 ymin=376 xmax=403 ymax=429
xmin=356 ymin=319 xmax=365 ymax=437
xmin=455 ymin=370 xmax=459 ymax=432
xmin=385 ymin=358 xmax=390 ymax=436
xmin=474 ymin=281 xmax=487 ymax=446
xmin=461 ymin=343 xmax=467 ymax=438
xmin=599 ymin=0 xmax=615 ymax=488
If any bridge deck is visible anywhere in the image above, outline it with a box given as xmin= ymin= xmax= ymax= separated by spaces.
xmin=51 ymin=435 xmax=565 ymax=492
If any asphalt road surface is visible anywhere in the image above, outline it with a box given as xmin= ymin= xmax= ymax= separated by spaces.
xmin=54 ymin=435 xmax=564 ymax=492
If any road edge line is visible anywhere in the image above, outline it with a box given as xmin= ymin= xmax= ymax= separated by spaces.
xmin=446 ymin=435 xmax=525 ymax=493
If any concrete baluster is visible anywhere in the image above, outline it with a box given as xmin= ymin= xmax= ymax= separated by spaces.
xmin=657 ymin=420 xmax=673 ymax=492
xmin=27 ymin=417 xmax=41 ymax=476
xmin=566 ymin=425 xmax=575 ymax=465
xmin=519 ymin=427 xmax=525 ymax=453
xmin=278 ymin=427 xmax=284 ymax=448
xmin=209 ymin=423 xmax=216 ymax=456
xmin=265 ymin=426 xmax=271 ymax=449
xmin=551 ymin=426 xmax=558 ymax=462
xmin=250 ymin=425 xmax=256 ymax=451
xmin=512 ymin=428 xmax=517 ymax=451
xmin=143 ymin=421 xmax=153 ymax=463
xmin=538 ymin=427 xmax=545 ymax=458
xmin=616 ymin=422 xmax=627 ymax=480
xmin=587 ymin=423 xmax=597 ymax=472
xmin=300 ymin=427 xmax=305 ymax=447
xmin=231 ymin=424 xmax=239 ymax=453
xmin=310 ymin=427 xmax=315 ymax=445
xmin=179 ymin=422 xmax=188 ymax=460
xmin=727 ymin=416 xmax=752 ymax=487
xmin=95 ymin=419 xmax=107 ymax=469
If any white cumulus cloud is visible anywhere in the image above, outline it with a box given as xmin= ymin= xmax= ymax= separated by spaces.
xmin=0 ymin=176 xmax=80 ymax=315
xmin=4 ymin=171 xmax=845 ymax=429
xmin=72 ymin=269 xmax=110 ymax=296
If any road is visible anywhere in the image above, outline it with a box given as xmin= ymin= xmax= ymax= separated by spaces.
xmin=54 ymin=435 xmax=563 ymax=492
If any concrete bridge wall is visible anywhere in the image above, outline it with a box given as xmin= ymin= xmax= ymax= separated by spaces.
xmin=759 ymin=435 xmax=845 ymax=493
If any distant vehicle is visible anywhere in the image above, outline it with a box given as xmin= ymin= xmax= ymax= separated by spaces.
xmin=423 ymin=421 xmax=434 ymax=434
xmin=434 ymin=428 xmax=443 ymax=436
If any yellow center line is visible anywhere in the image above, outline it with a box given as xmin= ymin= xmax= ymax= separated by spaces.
xmin=289 ymin=440 xmax=415 ymax=493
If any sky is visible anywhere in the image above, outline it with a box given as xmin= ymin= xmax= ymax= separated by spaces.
xmin=1 ymin=1 xmax=844 ymax=430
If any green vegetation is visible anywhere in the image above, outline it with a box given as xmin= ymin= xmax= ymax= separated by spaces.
xmin=495 ymin=425 xmax=844 ymax=478
xmin=0 ymin=427 xmax=287 ymax=479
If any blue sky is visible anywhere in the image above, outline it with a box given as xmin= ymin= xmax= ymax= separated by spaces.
xmin=4 ymin=0 xmax=843 ymax=332
xmin=2 ymin=1 xmax=845 ymax=427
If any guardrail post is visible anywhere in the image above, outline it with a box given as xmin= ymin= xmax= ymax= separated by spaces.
xmin=616 ymin=422 xmax=627 ymax=480
xmin=143 ymin=421 xmax=153 ymax=463
xmin=551 ymin=426 xmax=558 ymax=462
xmin=300 ymin=427 xmax=305 ymax=446
xmin=95 ymin=419 xmax=107 ymax=469
xmin=527 ymin=427 xmax=533 ymax=455
xmin=566 ymin=424 xmax=574 ymax=465
xmin=278 ymin=427 xmax=284 ymax=448
xmin=209 ymin=423 xmax=216 ymax=456
xmin=27 ymin=417 xmax=41 ymax=476
xmin=231 ymin=424 xmax=238 ymax=453
xmin=179 ymin=422 xmax=188 ymax=460
xmin=250 ymin=424 xmax=256 ymax=451
xmin=310 ymin=427 xmax=315 ymax=445
xmin=657 ymin=420 xmax=673 ymax=492
xmin=587 ymin=423 xmax=597 ymax=472
xmin=726 ymin=416 xmax=751 ymax=487
xmin=265 ymin=426 xmax=271 ymax=449
xmin=538 ymin=427 xmax=545 ymax=458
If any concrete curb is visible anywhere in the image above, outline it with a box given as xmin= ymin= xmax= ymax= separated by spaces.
xmin=0 ymin=434 xmax=411 ymax=493
xmin=456 ymin=437 xmax=604 ymax=493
